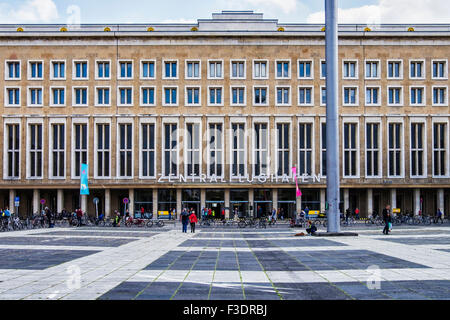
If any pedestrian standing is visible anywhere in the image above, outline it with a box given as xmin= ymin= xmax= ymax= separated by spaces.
xmin=76 ymin=207 xmax=83 ymax=227
xmin=181 ymin=209 xmax=189 ymax=233
xmin=354 ymin=208 xmax=360 ymax=220
xmin=189 ymin=211 xmax=198 ymax=233
xmin=382 ymin=205 xmax=391 ymax=235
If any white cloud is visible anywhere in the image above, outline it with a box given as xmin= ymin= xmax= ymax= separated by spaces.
xmin=221 ymin=0 xmax=297 ymax=14
xmin=0 ymin=0 xmax=58 ymax=23
xmin=307 ymin=0 xmax=449 ymax=24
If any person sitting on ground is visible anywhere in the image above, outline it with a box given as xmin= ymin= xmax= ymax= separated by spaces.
xmin=306 ymin=220 xmax=317 ymax=235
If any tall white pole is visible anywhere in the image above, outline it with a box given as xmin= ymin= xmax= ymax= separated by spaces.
xmin=325 ymin=0 xmax=341 ymax=233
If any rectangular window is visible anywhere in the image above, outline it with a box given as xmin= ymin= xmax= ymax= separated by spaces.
xmin=253 ymin=61 xmax=268 ymax=79
xmin=254 ymin=87 xmax=268 ymax=105
xmin=298 ymin=87 xmax=313 ymax=105
xmin=118 ymin=87 xmax=133 ymax=106
xmin=141 ymin=87 xmax=155 ymax=106
xmin=141 ymin=123 xmax=155 ymax=178
xmin=164 ymin=61 xmax=178 ymax=78
xmin=29 ymin=61 xmax=43 ymax=79
xmin=231 ymin=123 xmax=246 ymax=177
xmin=366 ymin=87 xmax=380 ymax=105
xmin=208 ymin=61 xmax=223 ymax=79
xmin=185 ymin=123 xmax=201 ymax=177
xmin=141 ymin=61 xmax=155 ymax=79
xmin=432 ymin=60 xmax=447 ymax=79
xmin=51 ymin=87 xmax=65 ymax=106
xmin=321 ymin=61 xmax=326 ymax=79
xmin=6 ymin=61 xmax=20 ymax=80
xmin=163 ymin=123 xmax=178 ymax=177
xmin=298 ymin=123 xmax=312 ymax=175
xmin=321 ymin=122 xmax=327 ymax=176
xmin=388 ymin=123 xmax=403 ymax=177
xmin=231 ymin=87 xmax=245 ymax=105
xmin=365 ymin=61 xmax=379 ymax=79
xmin=29 ymin=88 xmax=43 ymax=106
xmin=388 ymin=60 xmax=402 ymax=79
xmin=186 ymin=61 xmax=200 ymax=79
xmin=343 ymin=61 xmax=357 ymax=79
xmin=366 ymin=123 xmax=380 ymax=177
xmin=321 ymin=87 xmax=327 ymax=106
xmin=119 ymin=61 xmax=133 ymax=79
xmin=29 ymin=124 xmax=43 ymax=178
xmin=208 ymin=123 xmax=223 ymax=177
xmin=433 ymin=87 xmax=447 ymax=106
xmin=410 ymin=60 xmax=424 ymax=79
xmin=6 ymin=124 xmax=20 ymax=178
xmin=343 ymin=87 xmax=358 ymax=105
xmin=74 ymin=61 xmax=88 ymax=79
xmin=343 ymin=123 xmax=358 ymax=177
xmin=97 ymin=61 xmax=110 ymax=79
xmin=277 ymin=123 xmax=290 ymax=176
xmin=186 ymin=87 xmax=200 ymax=105
xmin=96 ymin=87 xmax=110 ymax=106
xmin=6 ymin=88 xmax=20 ymax=106
xmin=276 ymin=61 xmax=290 ymax=78
xmin=388 ymin=87 xmax=402 ymax=105
xmin=231 ymin=61 xmax=245 ymax=79
xmin=433 ymin=123 xmax=447 ymax=177
xmin=164 ymin=87 xmax=178 ymax=105
xmin=254 ymin=123 xmax=269 ymax=177
xmin=298 ymin=60 xmax=312 ymax=79
xmin=51 ymin=124 xmax=65 ymax=178
xmin=209 ymin=87 xmax=223 ymax=105
xmin=118 ymin=123 xmax=133 ymax=177
xmin=411 ymin=123 xmax=425 ymax=177
xmin=52 ymin=61 xmax=65 ymax=79
xmin=73 ymin=88 xmax=88 ymax=106
xmin=96 ymin=123 xmax=110 ymax=177
xmin=276 ymin=87 xmax=290 ymax=106
xmin=410 ymin=87 xmax=425 ymax=105
xmin=73 ymin=123 xmax=88 ymax=178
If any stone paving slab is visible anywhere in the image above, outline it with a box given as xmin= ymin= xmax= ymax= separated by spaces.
xmin=0 ymin=236 xmax=135 ymax=247
xmin=34 ymin=231 xmax=161 ymax=238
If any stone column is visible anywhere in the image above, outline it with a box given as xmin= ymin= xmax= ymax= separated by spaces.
xmin=33 ymin=189 xmax=40 ymax=214
xmin=9 ymin=189 xmax=16 ymax=215
xmin=367 ymin=188 xmax=373 ymax=217
xmin=129 ymin=188 xmax=135 ymax=216
xmin=105 ymin=189 xmax=111 ymax=218
xmin=437 ymin=189 xmax=444 ymax=214
xmin=57 ymin=189 xmax=64 ymax=214
xmin=152 ymin=188 xmax=158 ymax=217
xmin=344 ymin=188 xmax=350 ymax=211
xmin=225 ymin=189 xmax=230 ymax=219
xmin=272 ymin=188 xmax=278 ymax=212
xmin=296 ymin=195 xmax=302 ymax=214
xmin=81 ymin=195 xmax=88 ymax=214
xmin=320 ymin=189 xmax=326 ymax=213
xmin=390 ymin=188 xmax=397 ymax=209
xmin=200 ymin=189 xmax=206 ymax=211
xmin=413 ymin=188 xmax=421 ymax=216
xmin=249 ymin=188 xmax=254 ymax=217
xmin=176 ymin=189 xmax=182 ymax=216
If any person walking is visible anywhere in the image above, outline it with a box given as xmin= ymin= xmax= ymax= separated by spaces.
xmin=354 ymin=208 xmax=360 ymax=220
xmin=382 ymin=205 xmax=392 ymax=235
xmin=76 ymin=207 xmax=83 ymax=227
xmin=436 ymin=208 xmax=444 ymax=224
xmin=189 ymin=211 xmax=198 ymax=233
xmin=45 ymin=207 xmax=52 ymax=228
xmin=345 ymin=208 xmax=351 ymax=224
xmin=305 ymin=206 xmax=310 ymax=221
xmin=181 ymin=208 xmax=189 ymax=233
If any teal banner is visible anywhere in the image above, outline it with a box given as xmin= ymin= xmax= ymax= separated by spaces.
xmin=80 ymin=164 xmax=90 ymax=195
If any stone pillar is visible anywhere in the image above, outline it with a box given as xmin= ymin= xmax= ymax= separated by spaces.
xmin=200 ymin=189 xmax=206 ymax=211
xmin=225 ymin=189 xmax=230 ymax=219
xmin=320 ymin=189 xmax=326 ymax=213
xmin=152 ymin=189 xmax=158 ymax=217
xmin=296 ymin=195 xmax=302 ymax=214
xmin=105 ymin=189 xmax=111 ymax=218
xmin=344 ymin=188 xmax=350 ymax=211
xmin=272 ymin=189 xmax=278 ymax=212
xmin=413 ymin=189 xmax=421 ymax=216
xmin=249 ymin=189 xmax=254 ymax=217
xmin=81 ymin=195 xmax=88 ymax=214
xmin=33 ymin=189 xmax=40 ymax=214
xmin=129 ymin=188 xmax=135 ymax=216
xmin=9 ymin=189 xmax=16 ymax=215
xmin=57 ymin=189 xmax=64 ymax=214
xmin=176 ymin=189 xmax=182 ymax=216
xmin=367 ymin=188 xmax=373 ymax=217
xmin=437 ymin=189 xmax=444 ymax=214
xmin=390 ymin=188 xmax=397 ymax=209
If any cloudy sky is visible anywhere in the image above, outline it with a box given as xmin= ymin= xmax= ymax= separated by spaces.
xmin=0 ymin=0 xmax=448 ymax=24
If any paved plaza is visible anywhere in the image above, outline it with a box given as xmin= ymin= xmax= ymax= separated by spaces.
xmin=0 ymin=224 xmax=450 ymax=300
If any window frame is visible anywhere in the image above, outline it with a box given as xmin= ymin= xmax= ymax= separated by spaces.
xmin=298 ymin=85 xmax=314 ymax=106
xmin=5 ymin=60 xmax=21 ymax=80
xmin=342 ymin=119 xmax=360 ymax=178
xmin=207 ymin=119 xmax=225 ymax=179
xmin=365 ymin=119 xmax=383 ymax=178
xmin=4 ymin=86 xmax=21 ymax=107
xmin=230 ymin=59 xmax=246 ymax=80
xmin=342 ymin=59 xmax=358 ymax=80
xmin=387 ymin=85 xmax=404 ymax=106
xmin=139 ymin=118 xmax=157 ymax=179
xmin=387 ymin=119 xmax=405 ymax=179
xmin=207 ymin=86 xmax=224 ymax=107
xmin=431 ymin=85 xmax=448 ymax=106
xmin=252 ymin=119 xmax=270 ymax=178
xmin=162 ymin=59 xmax=179 ymax=80
xmin=117 ymin=60 xmax=134 ymax=80
xmin=71 ymin=119 xmax=89 ymax=180
xmin=116 ymin=120 xmax=134 ymax=179
xmin=3 ymin=119 xmax=21 ymax=180
xmin=185 ymin=60 xmax=201 ymax=80
xmin=72 ymin=60 xmax=89 ymax=80
xmin=162 ymin=86 xmax=179 ymax=106
xmin=140 ymin=59 xmax=156 ymax=80
xmin=95 ymin=86 xmax=111 ymax=107
xmin=297 ymin=59 xmax=314 ymax=80
xmin=431 ymin=118 xmax=449 ymax=178
xmin=27 ymin=86 xmax=44 ymax=107
xmin=229 ymin=120 xmax=247 ymax=178
xmin=275 ymin=120 xmax=292 ymax=178
xmin=184 ymin=119 xmax=203 ymax=177
xmin=409 ymin=85 xmax=426 ymax=106
xmin=275 ymin=59 xmax=291 ymax=80
xmin=28 ymin=60 xmax=44 ymax=81
xmin=185 ymin=85 xmax=202 ymax=107
xmin=94 ymin=118 xmax=112 ymax=179
xmin=49 ymin=86 xmax=66 ymax=107
xmin=207 ymin=59 xmax=224 ymax=80
xmin=253 ymin=85 xmax=269 ymax=106
xmin=365 ymin=85 xmax=381 ymax=107
xmin=95 ymin=60 xmax=112 ymax=80
xmin=297 ymin=119 xmax=315 ymax=177
xmin=140 ymin=86 xmax=157 ymax=107
xmin=26 ymin=119 xmax=44 ymax=180
xmin=117 ymin=86 xmax=134 ymax=107
xmin=431 ymin=59 xmax=448 ymax=80
xmin=230 ymin=85 xmax=246 ymax=107
xmin=48 ymin=119 xmax=67 ymax=180
xmin=387 ymin=59 xmax=403 ymax=80
xmin=161 ymin=119 xmax=179 ymax=178
xmin=72 ymin=86 xmax=89 ymax=107
xmin=364 ymin=59 xmax=381 ymax=80
xmin=252 ymin=59 xmax=269 ymax=80
xmin=50 ymin=60 xmax=66 ymax=81
xmin=342 ymin=85 xmax=359 ymax=106
xmin=409 ymin=59 xmax=426 ymax=80
xmin=410 ymin=119 xmax=427 ymax=178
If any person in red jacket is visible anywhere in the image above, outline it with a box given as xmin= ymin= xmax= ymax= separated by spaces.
xmin=189 ymin=211 xmax=198 ymax=233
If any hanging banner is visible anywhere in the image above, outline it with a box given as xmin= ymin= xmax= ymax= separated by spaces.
xmin=292 ymin=167 xmax=302 ymax=197
xmin=80 ymin=164 xmax=90 ymax=195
